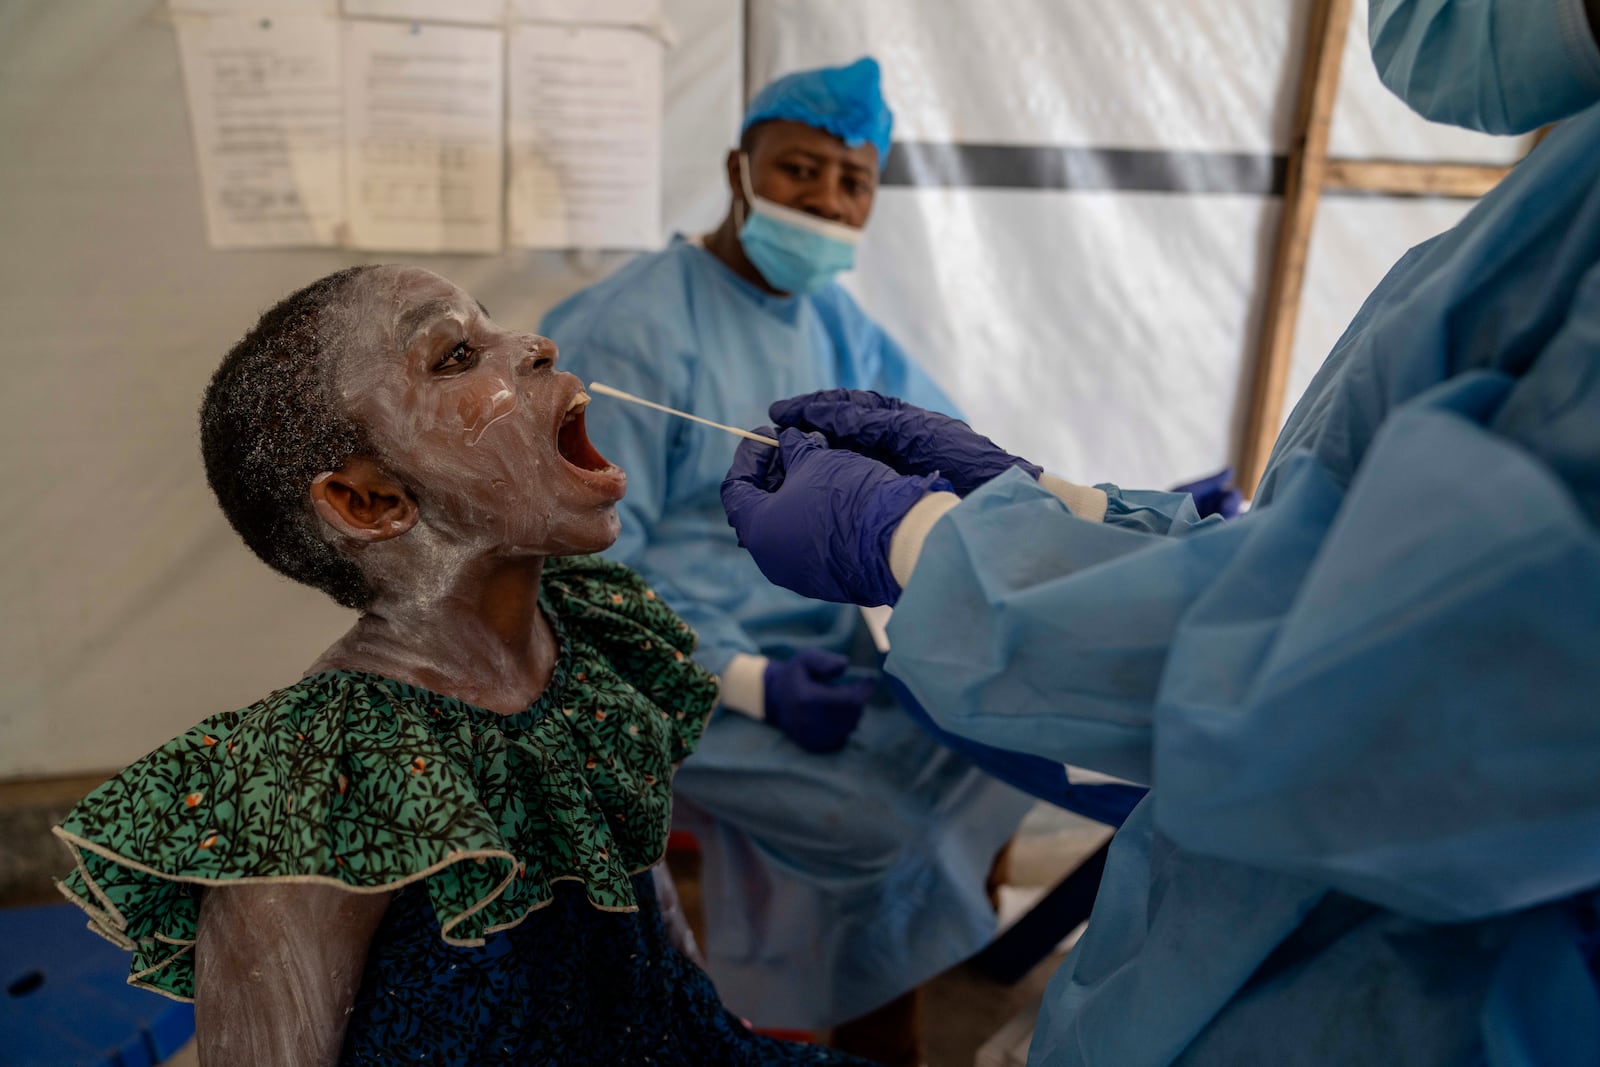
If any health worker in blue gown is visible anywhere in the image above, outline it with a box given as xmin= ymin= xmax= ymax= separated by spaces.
xmin=722 ymin=3 xmax=1600 ymax=1063
xmin=539 ymin=58 xmax=1032 ymax=1049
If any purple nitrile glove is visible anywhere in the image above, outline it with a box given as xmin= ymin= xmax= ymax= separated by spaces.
xmin=769 ymin=389 xmax=1043 ymax=496
xmin=762 ymin=648 xmax=877 ymax=754
xmin=1170 ymin=466 xmax=1243 ymax=520
xmin=721 ymin=426 xmax=950 ymax=607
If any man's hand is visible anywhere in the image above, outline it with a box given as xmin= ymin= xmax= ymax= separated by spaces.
xmin=763 ymin=649 xmax=877 ymax=753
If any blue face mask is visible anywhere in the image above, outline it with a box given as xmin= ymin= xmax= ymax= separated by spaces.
xmin=736 ymin=154 xmax=863 ymax=295
xmin=1369 ymin=0 xmax=1600 ymax=135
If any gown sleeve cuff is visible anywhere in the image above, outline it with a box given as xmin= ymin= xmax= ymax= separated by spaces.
xmin=1038 ymin=472 xmax=1109 ymax=522
xmin=888 ymin=476 xmax=1107 ymax=589
xmin=718 ymin=653 xmax=769 ymax=720
xmin=889 ymin=491 xmax=963 ymax=588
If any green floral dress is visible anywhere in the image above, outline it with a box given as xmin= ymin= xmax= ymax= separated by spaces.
xmin=52 ymin=555 xmax=717 ymax=1001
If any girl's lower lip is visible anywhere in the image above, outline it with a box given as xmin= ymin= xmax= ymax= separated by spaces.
xmin=564 ymin=459 xmax=627 ymax=501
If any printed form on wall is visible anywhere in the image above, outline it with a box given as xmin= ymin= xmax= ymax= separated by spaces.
xmin=508 ymin=3 xmax=665 ymax=250
xmin=173 ymin=12 xmax=344 ymax=248
xmin=342 ymin=20 xmax=505 ymax=254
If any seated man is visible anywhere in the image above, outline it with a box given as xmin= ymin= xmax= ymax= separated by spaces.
xmin=541 ymin=57 xmax=1032 ymax=1062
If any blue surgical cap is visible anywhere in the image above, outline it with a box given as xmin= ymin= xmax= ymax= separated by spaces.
xmin=742 ymin=57 xmax=894 ymax=169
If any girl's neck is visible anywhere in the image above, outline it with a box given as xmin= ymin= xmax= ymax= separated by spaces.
xmin=311 ymin=556 xmax=558 ymax=717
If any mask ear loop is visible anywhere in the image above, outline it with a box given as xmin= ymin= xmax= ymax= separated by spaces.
xmin=734 ymin=152 xmax=754 ymax=229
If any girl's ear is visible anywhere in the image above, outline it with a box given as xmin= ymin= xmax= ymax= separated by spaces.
xmin=309 ymin=458 xmax=418 ymax=543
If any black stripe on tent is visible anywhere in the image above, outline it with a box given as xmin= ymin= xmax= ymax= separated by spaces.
xmin=882 ymin=142 xmax=1289 ymax=195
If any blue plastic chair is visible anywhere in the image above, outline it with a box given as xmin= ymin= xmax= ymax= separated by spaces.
xmin=2 ymin=902 xmax=195 ymax=1066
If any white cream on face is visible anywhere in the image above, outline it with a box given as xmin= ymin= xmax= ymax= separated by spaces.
xmin=462 ymin=384 xmax=519 ymax=446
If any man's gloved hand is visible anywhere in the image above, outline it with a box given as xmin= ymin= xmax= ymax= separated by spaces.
xmin=1170 ymin=466 xmax=1243 ymax=520
xmin=769 ymin=389 xmax=1042 ymax=496
xmin=722 ymin=427 xmax=950 ymax=606
xmin=762 ymin=648 xmax=877 ymax=754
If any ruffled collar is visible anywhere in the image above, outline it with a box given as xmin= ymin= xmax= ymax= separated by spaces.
xmin=53 ymin=556 xmax=718 ymax=1001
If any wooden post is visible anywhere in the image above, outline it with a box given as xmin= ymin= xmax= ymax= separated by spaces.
xmin=1236 ymin=0 xmax=1353 ymax=497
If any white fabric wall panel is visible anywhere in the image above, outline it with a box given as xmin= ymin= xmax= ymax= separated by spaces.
xmin=850 ymin=191 xmax=1277 ymax=488
xmin=751 ymin=0 xmax=1307 ymax=152
xmin=0 ymin=0 xmax=740 ymax=778
xmin=752 ymin=0 xmax=1527 ymax=161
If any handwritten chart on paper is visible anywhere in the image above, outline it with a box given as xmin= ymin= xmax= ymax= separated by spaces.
xmin=173 ymin=13 xmax=344 ymax=248
xmin=342 ymin=20 xmax=504 ymax=254
xmin=507 ymin=24 xmax=664 ymax=250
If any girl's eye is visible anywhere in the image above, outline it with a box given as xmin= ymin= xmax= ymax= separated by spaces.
xmin=434 ymin=341 xmax=474 ymax=372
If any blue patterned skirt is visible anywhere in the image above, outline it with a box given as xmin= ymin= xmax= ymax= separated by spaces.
xmin=342 ymin=872 xmax=874 ymax=1065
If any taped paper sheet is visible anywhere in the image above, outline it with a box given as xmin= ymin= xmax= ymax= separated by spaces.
xmin=508 ymin=23 xmax=663 ymax=249
xmin=342 ymin=19 xmax=504 ymax=253
xmin=173 ymin=12 xmax=344 ymax=248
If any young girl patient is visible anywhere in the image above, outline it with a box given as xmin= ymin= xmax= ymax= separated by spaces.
xmin=52 ymin=266 xmax=871 ymax=1066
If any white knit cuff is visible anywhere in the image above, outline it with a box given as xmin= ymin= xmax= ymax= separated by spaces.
xmin=718 ymin=653 xmax=769 ymax=720
xmin=888 ymin=491 xmax=962 ymax=589
xmin=1064 ymin=763 xmax=1140 ymax=787
xmin=1039 ymin=472 xmax=1108 ymax=523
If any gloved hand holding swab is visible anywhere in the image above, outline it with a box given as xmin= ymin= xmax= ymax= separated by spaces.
xmin=589 ymin=382 xmax=780 ymax=446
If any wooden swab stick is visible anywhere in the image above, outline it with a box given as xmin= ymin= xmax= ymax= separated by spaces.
xmin=588 ymin=382 xmax=780 ymax=447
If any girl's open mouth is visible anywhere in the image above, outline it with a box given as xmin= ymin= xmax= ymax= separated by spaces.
xmin=555 ymin=390 xmax=626 ymax=500
xmin=556 ymin=392 xmax=612 ymax=472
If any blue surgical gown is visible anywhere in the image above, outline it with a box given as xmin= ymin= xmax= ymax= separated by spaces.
xmin=540 ymin=236 xmax=1032 ymax=1029
xmin=887 ymin=106 xmax=1600 ymax=1065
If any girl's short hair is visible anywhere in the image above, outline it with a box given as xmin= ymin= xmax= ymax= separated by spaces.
xmin=200 ymin=266 xmax=379 ymax=609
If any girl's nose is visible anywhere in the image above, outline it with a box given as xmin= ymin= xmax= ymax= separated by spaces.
xmin=515 ymin=336 xmax=557 ymax=377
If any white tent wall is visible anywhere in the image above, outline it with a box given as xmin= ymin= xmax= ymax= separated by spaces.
xmin=749 ymin=0 xmax=1524 ymax=486
xmin=0 ymin=0 xmax=742 ymax=779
